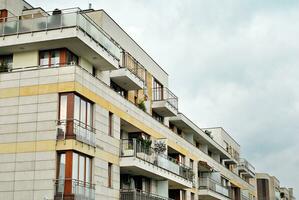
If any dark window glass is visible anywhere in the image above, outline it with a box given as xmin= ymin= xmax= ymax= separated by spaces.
xmin=109 ymin=112 xmax=113 ymax=136
xmin=111 ymin=81 xmax=128 ymax=98
xmin=0 ymin=55 xmax=13 ymax=72
xmin=108 ymin=163 xmax=112 ymax=188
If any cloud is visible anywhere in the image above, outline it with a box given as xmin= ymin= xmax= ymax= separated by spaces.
xmin=27 ymin=0 xmax=299 ymax=196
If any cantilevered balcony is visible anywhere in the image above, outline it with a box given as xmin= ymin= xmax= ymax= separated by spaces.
xmin=120 ymin=139 xmax=193 ymax=188
xmin=120 ymin=189 xmax=174 ymax=200
xmin=198 ymin=177 xmax=231 ymax=200
xmin=110 ymin=52 xmax=145 ymax=90
xmin=0 ymin=8 xmax=120 ymax=70
xmin=237 ymin=158 xmax=255 ymax=178
xmin=57 ymin=119 xmax=96 ymax=147
xmin=152 ymin=87 xmax=178 ymax=117
xmin=55 ymin=179 xmax=95 ymax=200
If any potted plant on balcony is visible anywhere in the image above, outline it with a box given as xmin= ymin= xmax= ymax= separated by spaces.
xmin=138 ymin=100 xmax=146 ymax=112
xmin=153 ymin=141 xmax=166 ymax=154
xmin=136 ymin=137 xmax=152 ymax=161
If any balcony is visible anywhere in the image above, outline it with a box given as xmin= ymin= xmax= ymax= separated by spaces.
xmin=110 ymin=52 xmax=145 ymax=90
xmin=152 ymin=87 xmax=178 ymax=117
xmin=55 ymin=179 xmax=95 ymax=200
xmin=198 ymin=177 xmax=231 ymax=200
xmin=57 ymin=119 xmax=96 ymax=147
xmin=238 ymin=158 xmax=255 ymax=178
xmin=120 ymin=189 xmax=174 ymax=200
xmin=0 ymin=8 xmax=120 ymax=70
xmin=120 ymin=139 xmax=193 ymax=188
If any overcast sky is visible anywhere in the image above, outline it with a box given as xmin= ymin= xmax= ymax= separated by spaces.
xmin=28 ymin=0 xmax=299 ymax=196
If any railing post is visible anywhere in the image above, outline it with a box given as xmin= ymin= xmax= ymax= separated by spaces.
xmin=133 ymin=138 xmax=137 ymax=157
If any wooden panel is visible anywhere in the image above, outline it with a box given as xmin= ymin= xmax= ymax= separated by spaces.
xmin=66 ymin=93 xmax=74 ymax=139
xmin=64 ymin=151 xmax=73 ymax=194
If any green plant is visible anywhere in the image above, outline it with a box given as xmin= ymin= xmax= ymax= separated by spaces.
xmin=137 ymin=137 xmax=152 ymax=153
xmin=154 ymin=141 xmax=166 ymax=154
xmin=138 ymin=100 xmax=146 ymax=112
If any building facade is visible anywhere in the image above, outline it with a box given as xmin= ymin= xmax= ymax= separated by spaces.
xmin=256 ymin=173 xmax=296 ymax=200
xmin=0 ymin=0 xmax=272 ymax=200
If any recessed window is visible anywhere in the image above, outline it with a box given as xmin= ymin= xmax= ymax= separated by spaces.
xmin=39 ymin=49 xmax=78 ymax=67
xmin=111 ymin=81 xmax=128 ymax=98
xmin=152 ymin=78 xmax=163 ymax=101
xmin=0 ymin=9 xmax=8 ymax=22
xmin=108 ymin=162 xmax=112 ymax=188
xmin=58 ymin=93 xmax=93 ymax=142
xmin=56 ymin=152 xmax=93 ymax=196
xmin=109 ymin=112 xmax=114 ymax=136
xmin=152 ymin=111 xmax=164 ymax=123
xmin=0 ymin=55 xmax=13 ymax=72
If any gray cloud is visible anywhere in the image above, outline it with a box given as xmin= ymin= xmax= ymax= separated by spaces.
xmin=28 ymin=0 xmax=299 ymax=196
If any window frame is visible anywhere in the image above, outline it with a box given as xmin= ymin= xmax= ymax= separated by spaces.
xmin=56 ymin=151 xmax=93 ymax=196
xmin=58 ymin=92 xmax=94 ymax=139
xmin=39 ymin=48 xmax=78 ymax=67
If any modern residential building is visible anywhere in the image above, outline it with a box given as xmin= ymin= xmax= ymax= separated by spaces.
xmin=256 ymin=173 xmax=296 ymax=200
xmin=280 ymin=187 xmax=296 ymax=200
xmin=256 ymin=173 xmax=281 ymax=200
xmin=0 ymin=0 xmax=283 ymax=200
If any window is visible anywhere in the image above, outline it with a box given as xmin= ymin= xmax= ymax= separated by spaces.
xmin=72 ymin=152 xmax=92 ymax=184
xmin=59 ymin=93 xmax=93 ymax=126
xmin=39 ymin=48 xmax=78 ymax=67
xmin=169 ymin=122 xmax=175 ymax=131
xmin=152 ymin=78 xmax=163 ymax=101
xmin=0 ymin=55 xmax=13 ymax=72
xmin=57 ymin=151 xmax=92 ymax=195
xmin=58 ymin=93 xmax=93 ymax=140
xmin=109 ymin=112 xmax=113 ymax=136
xmin=177 ymin=128 xmax=182 ymax=136
xmin=0 ymin=9 xmax=8 ymax=22
xmin=92 ymin=66 xmax=96 ymax=77
xmin=152 ymin=111 xmax=164 ymax=123
xmin=111 ymin=81 xmax=128 ymax=98
xmin=108 ymin=163 xmax=112 ymax=188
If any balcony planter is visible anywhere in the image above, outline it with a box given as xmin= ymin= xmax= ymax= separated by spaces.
xmin=138 ymin=100 xmax=146 ymax=112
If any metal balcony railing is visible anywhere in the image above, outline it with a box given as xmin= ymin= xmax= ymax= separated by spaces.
xmin=238 ymin=158 xmax=255 ymax=174
xmin=121 ymin=52 xmax=146 ymax=83
xmin=120 ymin=139 xmax=193 ymax=181
xmin=120 ymin=189 xmax=174 ymax=200
xmin=57 ymin=119 xmax=96 ymax=147
xmin=0 ymin=8 xmax=121 ymax=60
xmin=152 ymin=87 xmax=178 ymax=111
xmin=198 ymin=177 xmax=230 ymax=198
xmin=55 ymin=179 xmax=95 ymax=200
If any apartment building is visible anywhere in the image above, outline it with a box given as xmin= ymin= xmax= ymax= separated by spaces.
xmin=280 ymin=187 xmax=296 ymax=200
xmin=256 ymin=173 xmax=296 ymax=200
xmin=256 ymin=173 xmax=281 ymax=200
xmin=0 ymin=0 xmax=258 ymax=200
